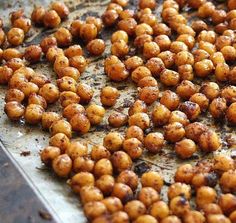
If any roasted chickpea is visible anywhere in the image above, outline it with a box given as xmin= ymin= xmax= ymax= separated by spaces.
xmin=125 ymin=125 xmax=144 ymax=143
xmin=198 ymin=41 xmax=216 ymax=55
xmin=13 ymin=17 xmax=31 ymax=33
xmin=124 ymin=200 xmax=146 ymax=220
xmin=153 ymin=22 xmax=171 ymax=36
xmin=31 ymin=6 xmax=46 ymax=25
xmin=50 ymin=119 xmax=72 ymax=138
xmin=103 ymin=132 xmax=124 ymax=152
xmin=70 ymin=19 xmax=84 ymax=37
xmin=196 ymin=186 xmax=217 ymax=209
xmin=40 ymin=146 xmax=60 ymax=166
xmin=125 ymin=56 xmax=143 ymax=71
xmin=69 ymin=55 xmax=87 ymax=74
xmin=112 ymin=183 xmax=133 ymax=203
xmin=138 ymin=76 xmax=157 ymax=88
xmin=164 ymin=122 xmax=185 ymax=143
xmin=43 ymin=10 xmax=61 ymax=28
xmin=143 ymin=41 xmax=160 ymax=59
xmin=128 ymin=100 xmax=147 ymax=116
xmin=107 ymin=61 xmax=129 ymax=82
xmin=100 ymin=86 xmax=119 ymax=107
xmin=176 ymin=80 xmax=198 ymax=100
xmin=39 ymin=83 xmax=59 ymax=104
xmin=152 ymin=103 xmax=171 ymax=126
xmin=170 ymin=41 xmax=188 ymax=54
xmin=198 ymin=30 xmax=216 ymax=44
xmin=218 ymin=193 xmax=236 ymax=216
xmin=85 ymin=104 xmax=105 ymax=125
xmin=7 ymin=27 xmax=24 ymax=46
xmin=175 ymin=138 xmax=197 ymax=159
xmin=59 ymin=91 xmax=80 ymax=108
xmin=144 ymin=132 xmax=164 ymax=154
xmin=179 ymin=101 xmax=201 ymax=121
xmin=73 ymin=156 xmax=94 ymax=173
xmin=169 ymin=111 xmax=189 ymax=126
xmin=86 ymin=16 xmax=103 ymax=33
xmin=190 ymin=93 xmax=209 ymax=111
xmin=24 ymin=45 xmax=42 ymax=63
xmin=91 ymin=145 xmax=111 ymax=161
xmin=198 ymin=2 xmax=215 ymax=18
xmin=3 ymin=48 xmax=22 ymax=61
xmin=87 ymin=39 xmax=105 ymax=56
xmin=0 ymin=66 xmax=13 ymax=85
xmin=138 ymin=187 xmax=159 ymax=207
xmin=159 ymin=90 xmax=179 ymax=111
xmin=70 ymin=113 xmax=90 ymax=134
xmin=193 ymin=49 xmax=210 ymax=62
xmin=6 ymin=58 xmax=25 ymax=71
xmin=175 ymin=51 xmax=194 ymax=67
xmin=221 ymin=46 xmax=236 ymax=61
xmin=51 ymin=2 xmax=69 ymax=19
xmin=66 ymin=141 xmax=88 ymax=160
xmin=168 ymin=182 xmax=191 ymax=200
xmin=161 ymin=216 xmax=181 ymax=223
xmin=42 ymin=112 xmax=62 ymax=130
xmin=162 ymin=7 xmax=178 ymax=22
xmin=77 ymin=83 xmax=93 ymax=104
xmin=49 ymin=132 xmax=70 ymax=153
xmin=199 ymin=129 xmax=221 ymax=152
xmin=128 ymin=112 xmax=150 ymax=130
xmin=150 ymin=201 xmax=169 ymax=220
xmin=141 ymin=171 xmax=163 ymax=192
xmin=200 ymin=82 xmax=220 ymax=101
xmin=221 ymin=86 xmax=236 ymax=104
xmin=214 ymin=63 xmax=229 ymax=82
xmin=111 ymin=40 xmax=129 ymax=58
xmin=94 ymin=158 xmax=113 ymax=177
xmin=169 ymin=196 xmax=190 ymax=217
xmin=177 ymin=34 xmax=195 ymax=50
xmin=84 ymin=201 xmax=107 ymax=220
xmin=79 ymin=23 xmax=97 ymax=43
xmin=138 ymin=86 xmax=159 ymax=105
xmin=57 ymin=76 xmax=77 ymax=93
xmin=111 ymin=151 xmax=132 ymax=173
xmin=107 ymin=3 xmax=123 ymax=14
xmin=4 ymin=101 xmax=25 ymax=121
xmin=134 ymin=34 xmax=153 ymax=49
xmin=162 ymin=0 xmax=179 ymax=11
xmin=10 ymin=9 xmax=24 ymax=24
xmin=24 ymin=104 xmax=44 ymax=124
xmin=139 ymin=0 xmax=156 ymax=9
xmin=226 ymin=102 xmax=236 ymax=125
xmin=71 ymin=172 xmax=94 ymax=194
xmin=177 ymin=24 xmax=196 ymax=37
xmin=191 ymin=20 xmax=208 ymax=33
xmin=135 ymin=23 xmax=153 ymax=36
xmin=95 ymin=175 xmax=115 ymax=196
xmin=54 ymin=27 xmax=72 ymax=47
xmin=40 ymin=36 xmax=57 ymax=54
xmin=160 ymin=69 xmax=180 ymax=86
xmin=108 ymin=112 xmax=128 ymax=127
xmin=28 ymin=93 xmax=47 ymax=109
xmin=119 ymin=9 xmax=134 ymax=19
xmin=102 ymin=10 xmax=119 ymax=27
xmin=116 ymin=170 xmax=138 ymax=191
xmin=209 ymin=97 xmax=227 ymax=119
xmin=52 ymin=154 xmax=72 ymax=178
xmin=5 ymin=89 xmax=24 ymax=103
xmin=102 ymin=197 xmax=123 ymax=213
xmin=111 ymin=30 xmax=128 ymax=44
xmin=144 ymin=58 xmax=165 ymax=78
xmin=174 ymin=164 xmax=194 ymax=184
xmin=46 ymin=47 xmax=64 ymax=63
xmin=54 ymin=55 xmax=69 ymax=74
xmin=211 ymin=52 xmax=225 ymax=67
xmin=207 ymin=214 xmax=231 ymax=223
xmin=229 ymin=67 xmax=236 ymax=85
xmin=185 ymin=122 xmax=207 ymax=142
xmin=123 ymin=138 xmax=143 ymax=160
xmin=64 ymin=45 xmax=83 ymax=59
xmin=80 ymin=186 xmax=103 ymax=204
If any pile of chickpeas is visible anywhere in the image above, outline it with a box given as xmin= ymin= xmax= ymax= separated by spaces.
xmin=1 ymin=0 xmax=236 ymax=222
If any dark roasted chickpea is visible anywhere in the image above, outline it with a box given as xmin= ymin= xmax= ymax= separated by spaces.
xmin=212 ymin=9 xmax=226 ymax=24
xmin=39 ymin=83 xmax=59 ymax=104
xmin=77 ymin=83 xmax=93 ymax=104
xmin=80 ymin=23 xmax=97 ymax=42
xmin=70 ymin=113 xmax=90 ymax=134
xmin=66 ymin=141 xmax=88 ymax=160
xmin=112 ymin=183 xmax=133 ymax=204
xmin=125 ymin=56 xmax=143 ymax=71
xmin=175 ymin=138 xmax=197 ymax=159
xmin=174 ymin=164 xmax=194 ymax=184
xmin=138 ymin=86 xmax=159 ymax=105
xmin=134 ymin=34 xmax=153 ymax=48
xmin=169 ymin=196 xmax=190 ymax=217
xmin=100 ymin=86 xmax=119 ymax=107
xmin=185 ymin=122 xmax=207 ymax=142
xmin=69 ymin=55 xmax=87 ymax=73
xmin=178 ymin=64 xmax=194 ymax=81
xmin=218 ymin=193 xmax=236 ymax=215
xmin=70 ymin=19 xmax=84 ymax=37
xmin=116 ymin=170 xmax=138 ymax=191
xmin=31 ymin=6 xmax=46 ymax=25
xmin=0 ymin=66 xmax=13 ymax=85
xmin=128 ymin=112 xmax=150 ymax=130
xmin=4 ymin=101 xmax=25 ymax=121
xmin=60 ymin=91 xmax=80 ymax=108
xmin=191 ymin=20 xmax=208 ymax=33
xmin=153 ymin=22 xmax=171 ymax=36
xmin=229 ymin=67 xmax=236 ymax=85
xmin=125 ymin=125 xmax=144 ymax=143
xmin=111 ymin=40 xmax=129 ymax=58
xmin=40 ymin=146 xmax=60 ymax=166
xmin=138 ymin=187 xmax=159 ymax=207
xmin=96 ymin=175 xmax=115 ymax=196
xmin=103 ymin=132 xmax=124 ymax=152
xmin=108 ymin=112 xmax=127 ymax=128
xmin=50 ymin=119 xmax=72 ymax=138
xmin=190 ymin=93 xmax=209 ymax=111
xmin=94 ymin=158 xmax=113 ymax=177
xmin=111 ymin=151 xmax=132 ymax=173
xmin=226 ymin=102 xmax=236 ymax=125
xmin=3 ymin=48 xmax=22 ymax=61
xmin=87 ymin=39 xmax=105 ymax=56
xmin=200 ymin=82 xmax=220 ymax=101
xmin=24 ymin=45 xmax=42 ymax=63
xmin=221 ymin=46 xmax=236 ymax=61
xmin=73 ymin=156 xmax=94 ymax=173
xmin=188 ymin=0 xmax=205 ymax=8
xmin=215 ymin=63 xmax=229 ymax=82
xmin=198 ymin=41 xmax=216 ymax=55
xmin=209 ymin=97 xmax=227 ymax=119
xmin=169 ymin=111 xmax=189 ymax=126
xmin=13 ymin=17 xmax=31 ymax=33
xmin=176 ymin=80 xmax=198 ymax=100
xmin=54 ymin=27 xmax=72 ymax=47
xmin=152 ymin=103 xmax=171 ymax=126
xmin=10 ymin=9 xmax=24 ymax=24
xmin=51 ymin=2 xmax=69 ymax=19
xmin=42 ymin=112 xmax=62 ymax=130
xmin=144 ymin=132 xmax=164 ymax=154
xmin=160 ymin=69 xmax=180 ymax=86
xmin=145 ymin=57 xmax=165 ymax=77
xmin=230 ymin=210 xmax=236 ymax=223
xmin=43 ymin=10 xmax=61 ymax=28
xmin=24 ymin=104 xmax=44 ymax=124
xmin=221 ymin=86 xmax=236 ymax=104
xmin=168 ymin=182 xmax=191 ymax=200
xmin=123 ymin=138 xmax=143 ymax=160
xmin=80 ymin=186 xmax=103 ymax=205
xmin=179 ymin=101 xmax=201 ymax=121
xmin=84 ymin=201 xmax=107 ymax=220
xmin=28 ymin=93 xmax=47 ymax=109
xmin=102 ymin=197 xmax=123 ymax=214
xmin=49 ymin=132 xmax=70 ymax=153
xmin=102 ymin=10 xmax=119 ymax=27
xmin=138 ymin=76 xmax=157 ymax=88
xmin=124 ymin=200 xmax=146 ymax=220
xmin=52 ymin=154 xmax=72 ymax=178
xmin=86 ymin=16 xmax=103 ymax=33
xmin=91 ymin=145 xmax=111 ymax=161
xmin=7 ymin=28 xmax=24 ymax=46
xmin=8 ymin=72 xmax=27 ymax=89
xmin=164 ymin=122 xmax=185 ymax=143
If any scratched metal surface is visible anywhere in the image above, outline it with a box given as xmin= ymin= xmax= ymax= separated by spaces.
xmin=0 ymin=0 xmax=236 ymax=223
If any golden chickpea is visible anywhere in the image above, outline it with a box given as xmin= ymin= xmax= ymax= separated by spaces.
xmin=213 ymin=154 xmax=234 ymax=175
xmin=128 ymin=100 xmax=147 ymax=116
xmin=86 ymin=104 xmax=105 ymax=125
xmin=221 ymin=86 xmax=236 ymax=104
xmin=102 ymin=197 xmax=123 ymax=213
xmin=128 ymin=112 xmax=150 ymax=130
xmin=49 ymin=133 xmax=70 ymax=153
xmin=123 ymin=138 xmax=143 ymax=160
xmin=46 ymin=47 xmax=64 ymax=63
xmin=64 ymin=45 xmax=82 ymax=58
xmin=107 ymin=3 xmax=123 ymax=14
xmin=3 ymin=48 xmax=22 ymax=61
xmin=175 ymin=138 xmax=197 ymax=159
xmin=96 ymin=174 xmax=115 ymax=196
xmin=111 ymin=40 xmax=129 ymax=58
xmin=177 ymin=34 xmax=196 ymax=50
xmin=221 ymin=46 xmax=236 ymax=61
xmin=39 ymin=83 xmax=59 ymax=104
xmin=108 ymin=112 xmax=128 ymax=128
xmin=141 ymin=171 xmax=163 ymax=192
xmin=177 ymin=24 xmax=196 ymax=37
xmin=138 ymin=187 xmax=159 ymax=207
xmin=199 ymin=41 xmax=216 ymax=55
xmin=230 ymin=210 xmax=236 ymax=223
xmin=111 ymin=151 xmax=132 ymax=173
xmin=66 ymin=141 xmax=88 ymax=160
xmin=200 ymin=82 xmax=220 ymax=101
xmin=70 ymin=19 xmax=84 ymax=37
xmin=179 ymin=101 xmax=201 ymax=121
xmin=138 ymin=86 xmax=159 ymax=105
xmin=125 ymin=56 xmax=143 ymax=71
xmin=0 ymin=66 xmax=13 ymax=85
xmin=138 ymin=76 xmax=157 ymax=88
xmin=87 ymin=39 xmax=105 ymax=56
xmin=52 ymin=154 xmax=72 ymax=178
xmin=77 ymin=83 xmax=93 ymax=104
xmin=212 ymin=9 xmax=226 ymax=24
xmin=170 ymin=41 xmax=188 ymax=54
xmin=184 ymin=211 xmax=205 ymax=223
xmin=57 ymin=76 xmax=77 ymax=93
xmin=169 ymin=196 xmax=190 ymax=217
xmin=202 ymin=203 xmax=222 ymax=216
xmin=103 ymin=132 xmax=124 ymax=152
xmin=111 ymin=30 xmax=128 ymax=44
xmin=51 ymin=2 xmax=69 ymax=19
xmin=7 ymin=27 xmax=24 ymax=46
xmin=40 ymin=36 xmax=57 ymax=54
xmin=107 ymin=61 xmax=129 ymax=82
xmin=161 ymin=7 xmax=178 ymax=22
xmin=57 ymin=67 xmax=80 ymax=82
xmin=50 ymin=119 xmax=72 ymax=138
xmin=169 ymin=111 xmax=189 ymax=126
xmin=54 ymin=55 xmax=69 ymax=74
xmin=190 ymin=93 xmax=209 ymax=111
xmin=139 ymin=0 xmax=156 ymax=9
xmin=211 ymin=52 xmax=225 ymax=67
xmin=162 ymin=0 xmax=179 ymax=11
xmin=164 ymin=122 xmax=185 ymax=143
xmin=199 ymin=129 xmax=221 ymax=152
xmin=196 ymin=186 xmax=217 ymax=209
xmin=31 ymin=6 xmax=46 ymax=26
xmin=112 ymin=183 xmax=133 ymax=203
xmin=145 ymin=57 xmax=165 ymax=77
xmin=4 ymin=101 xmax=25 ymax=121
xmin=119 ymin=9 xmax=134 ymax=20
xmin=215 ymin=63 xmax=229 ymax=82
xmin=117 ymin=18 xmax=137 ymax=36
xmin=175 ymin=51 xmax=194 ymax=66
xmin=84 ymin=201 xmax=107 ymax=220
xmin=134 ymin=34 xmax=153 ymax=49
xmin=43 ymin=10 xmax=61 ymax=28
xmin=24 ymin=104 xmax=44 ymax=124
xmin=54 ymin=27 xmax=72 ymax=47
xmin=5 ymin=89 xmax=24 ymax=103
xmin=161 ymin=216 xmax=181 ymax=223
xmin=159 ymin=91 xmax=179 ymax=111
xmin=218 ymin=193 xmax=236 ymax=216
xmin=116 ymin=170 xmax=138 ymax=191
xmin=86 ymin=16 xmax=103 ymax=33
xmin=60 ymin=91 xmax=80 ymax=108
xmin=207 ymin=214 xmax=231 ymax=223
xmin=41 ymin=112 xmax=61 ymax=130
xmin=197 ymin=30 xmax=216 ymax=44
xmin=143 ymin=41 xmax=160 ymax=59
xmin=160 ymin=69 xmax=180 ymax=86
xmin=69 ymin=56 xmax=87 ymax=74
xmin=13 ymin=17 xmax=31 ymax=33
xmin=91 ymin=145 xmax=111 ymax=161
xmin=135 ymin=23 xmax=153 ymax=36
xmin=176 ymin=80 xmax=198 ymax=100
xmin=70 ymin=113 xmax=90 ymax=134
xmin=168 ymin=182 xmax=191 ymax=200
xmin=226 ymin=102 xmax=236 ymax=125
xmin=40 ymin=146 xmax=60 ymax=166
xmin=198 ymin=2 xmax=215 ymax=18
xmin=174 ymin=164 xmax=194 ymax=184
xmin=193 ymin=49 xmax=210 ymax=62
xmin=24 ymin=45 xmax=42 ymax=63
xmin=191 ymin=20 xmax=208 ymax=33
xmin=229 ymin=67 xmax=236 ymax=85
xmin=79 ymin=23 xmax=97 ymax=42
xmin=125 ymin=125 xmax=144 ymax=143
xmin=144 ymin=132 xmax=164 ymax=154
xmin=153 ymin=35 xmax=170 ymax=51
xmin=153 ymin=22 xmax=171 ymax=36
xmin=124 ymin=200 xmax=146 ymax=220
xmin=152 ymin=103 xmax=171 ymax=126
xmin=194 ymin=58 xmax=215 ymax=78
xmin=73 ymin=156 xmax=94 ymax=173
xmin=100 ymin=86 xmax=119 ymax=107
xmin=28 ymin=93 xmax=47 ymax=109
xmin=216 ymin=36 xmax=232 ymax=51
xmin=94 ymin=158 xmax=113 ymax=177
xmin=80 ymin=186 xmax=103 ymax=204
xmin=135 ymin=215 xmax=157 ymax=223
xmin=140 ymin=13 xmax=157 ymax=27
xmin=6 ymin=58 xmax=25 ymax=72
xmin=150 ymin=201 xmax=169 ymax=220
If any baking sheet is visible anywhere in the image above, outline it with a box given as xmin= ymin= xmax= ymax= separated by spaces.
xmin=0 ymin=0 xmax=236 ymax=223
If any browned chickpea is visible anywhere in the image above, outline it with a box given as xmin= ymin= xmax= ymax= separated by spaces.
xmin=73 ymin=156 xmax=94 ymax=173
xmin=175 ymin=138 xmax=197 ymax=159
xmin=64 ymin=45 xmax=83 ymax=59
xmin=143 ymin=41 xmax=160 ymax=59
xmin=140 ymin=13 xmax=157 ymax=27
xmin=43 ymin=10 xmax=61 ymax=28
xmin=123 ymin=138 xmax=143 ymax=160
xmin=69 ymin=55 xmax=87 ymax=73
xmin=3 ymin=48 xmax=22 ymax=61
xmin=54 ymin=27 xmax=72 ymax=47
xmin=57 ymin=67 xmax=80 ymax=82
xmin=91 ymin=145 xmax=111 ymax=161
xmin=128 ymin=112 xmax=150 ymax=130
xmin=13 ymin=17 xmax=31 ymax=33
xmin=177 ymin=24 xmax=196 ymax=37
xmin=84 ymin=201 xmax=107 ymax=220
xmin=150 ymin=201 xmax=169 ymax=220
xmin=199 ymin=129 xmax=221 ymax=152
xmin=160 ymin=69 xmax=180 ymax=86
xmin=218 ymin=193 xmax=236 ymax=215
xmin=28 ymin=93 xmax=47 ymax=109
xmin=209 ymin=97 xmax=227 ymax=119
xmin=102 ymin=197 xmax=123 ymax=213
xmin=161 ymin=216 xmax=181 ymax=223
xmin=40 ymin=146 xmax=60 ymax=166
xmin=70 ymin=113 xmax=90 ymax=134
xmin=53 ymin=55 xmax=69 ymax=74
xmin=169 ymin=111 xmax=189 ymax=126
xmin=86 ymin=16 xmax=102 ymax=33
xmin=144 ymin=132 xmax=164 ymax=154
xmin=179 ymin=101 xmax=201 ymax=121
xmin=111 ymin=151 xmax=132 ymax=173
xmin=230 ymin=18 xmax=236 ymax=29
xmin=170 ymin=41 xmax=188 ymax=54
xmin=138 ymin=76 xmax=157 ymax=88
xmin=31 ymin=6 xmax=46 ymax=25
xmin=191 ymin=20 xmax=208 ymax=33
xmin=116 ymin=170 xmax=138 ymax=191
xmin=46 ymin=47 xmax=64 ymax=64
xmin=100 ymin=86 xmax=119 ymax=107
xmin=7 ymin=28 xmax=24 ymax=46
xmin=185 ymin=122 xmax=207 ymax=142
xmin=215 ymin=63 xmax=229 ymax=82
xmin=200 ymin=82 xmax=220 ymax=101
xmin=212 ymin=9 xmax=226 ymax=24
xmin=169 ymin=196 xmax=190 ymax=217
xmin=6 ymin=58 xmax=25 ymax=72
xmin=141 ymin=171 xmax=163 ymax=192
xmin=207 ymin=214 xmax=231 ymax=223
xmin=10 ymin=9 xmax=24 ymax=24
xmin=107 ymin=61 xmax=129 ymax=82
xmin=175 ymin=51 xmax=194 ymax=67
xmin=134 ymin=34 xmax=153 ymax=49
xmin=80 ymin=186 xmax=104 ymax=204
xmin=135 ymin=23 xmax=153 ymax=36
xmin=8 ymin=73 xmax=27 ymax=89
xmin=161 ymin=7 xmax=178 ymax=22
xmin=94 ymin=158 xmax=113 ymax=177
xmin=202 ymin=203 xmax=222 ymax=216
xmin=119 ymin=9 xmax=134 ymax=20
xmin=125 ymin=125 xmax=144 ymax=143
xmin=111 ymin=30 xmax=128 ymax=44
xmin=66 ymin=141 xmax=88 ymax=160
xmin=145 ymin=57 xmax=165 ymax=77
xmin=226 ymin=102 xmax=236 ymax=125
xmin=0 ymin=66 xmax=13 ymax=85
xmin=177 ymin=34 xmax=195 ymax=50
xmin=24 ymin=104 xmax=44 ymax=124
xmin=107 ymin=3 xmax=123 ymax=14
xmin=221 ymin=46 xmax=236 ymax=61
xmin=103 ymin=9 xmax=119 ymax=27
xmin=71 ymin=172 xmax=95 ymax=194
xmin=111 ymin=40 xmax=129 ymax=58
xmin=176 ymin=80 xmax=198 ymax=100
xmin=153 ymin=22 xmax=171 ymax=36
xmin=41 ymin=112 xmax=61 ymax=130
xmin=190 ymin=93 xmax=209 ymax=111
xmin=136 ymin=215 xmax=158 ymax=223
xmin=96 ymin=175 xmax=115 ymax=196
xmin=138 ymin=187 xmax=159 ymax=207
xmin=196 ymin=186 xmax=217 ymax=209
xmin=51 ymin=2 xmax=69 ymax=19
xmin=108 ymin=112 xmax=128 ymax=128
xmin=125 ymin=56 xmax=143 ymax=71
xmin=5 ymin=89 xmax=24 ymax=103
xmin=112 ymin=183 xmax=133 ymax=203
xmin=128 ymin=100 xmax=147 ymax=116
xmin=70 ymin=20 xmax=84 ymax=37
xmin=216 ymin=36 xmax=232 ymax=51
xmin=86 ymin=104 xmax=105 ymax=126
xmin=24 ymin=45 xmax=42 ymax=63
xmin=60 ymin=91 xmax=80 ymax=108
xmin=229 ymin=67 xmax=236 ymax=85
xmin=188 ymin=0 xmax=206 ymax=8
xmin=174 ymin=164 xmax=194 ymax=184
xmin=57 ymin=76 xmax=77 ymax=93
xmin=49 ymin=133 xmax=69 ymax=153
xmin=193 ymin=49 xmax=210 ymax=63
xmin=184 ymin=211 xmax=205 ymax=223
xmin=230 ymin=210 xmax=236 ymax=223
xmin=138 ymin=86 xmax=159 ymax=105
xmin=87 ymin=39 xmax=105 ymax=56
xmin=164 ymin=122 xmax=185 ymax=143
xmin=178 ymin=64 xmax=194 ymax=80
xmin=221 ymin=86 xmax=236 ymax=104
xmin=4 ymin=101 xmax=25 ymax=121
xmin=39 ymin=83 xmax=59 ymax=104
xmin=124 ymin=200 xmax=146 ymax=220
xmin=152 ymin=103 xmax=171 ymax=126
xmin=52 ymin=154 xmax=72 ymax=178
xmin=162 ymin=0 xmax=179 ymax=11
xmin=103 ymin=132 xmax=124 ymax=152
xmin=198 ymin=2 xmax=215 ymax=18
xmin=168 ymin=182 xmax=191 ymax=200
xmin=50 ymin=119 xmax=72 ymax=138
xmin=213 ymin=154 xmax=234 ymax=175
xmin=211 ymin=52 xmax=225 ymax=68
xmin=72 ymin=84 xmax=90 ymax=104
xmin=154 ymin=35 xmax=171 ymax=51
xmin=139 ymin=0 xmax=156 ymax=9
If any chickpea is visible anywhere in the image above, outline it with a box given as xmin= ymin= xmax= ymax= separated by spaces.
xmin=144 ymin=132 xmax=164 ymax=154
xmin=54 ymin=27 xmax=72 ymax=47
xmin=91 ymin=145 xmax=111 ymax=161
xmin=5 ymin=89 xmax=24 ymax=103
xmin=111 ymin=30 xmax=128 ymax=44
xmin=52 ymin=154 xmax=72 ymax=178
xmin=69 ymin=56 xmax=87 ymax=74
xmin=139 ymin=0 xmax=156 ymax=9
xmin=87 ymin=39 xmax=105 ymax=56
xmin=170 ymin=41 xmax=188 ymax=54
xmin=3 ymin=48 xmax=22 ymax=61
xmin=13 ymin=17 xmax=31 ymax=33
xmin=160 ymin=69 xmax=180 ymax=86
xmin=40 ymin=146 xmax=60 ymax=166
xmin=212 ymin=9 xmax=226 ymax=24
xmin=107 ymin=61 xmax=129 ymax=82
xmin=24 ymin=104 xmax=44 ymax=124
xmin=198 ymin=30 xmax=216 ymax=44
xmin=42 ymin=112 xmax=62 ymax=130
xmin=185 ymin=122 xmax=207 ymax=142
xmin=31 ymin=6 xmax=46 ymax=25
xmin=108 ymin=112 xmax=128 ymax=128
xmin=95 ymin=175 xmax=115 ymax=196
xmin=57 ymin=77 xmax=77 ymax=93
xmin=214 ymin=63 xmax=229 ymax=82
xmin=164 ymin=122 xmax=185 ymax=143
xmin=168 ymin=182 xmax=191 ymax=200
xmin=57 ymin=67 xmax=80 ymax=82
xmin=6 ymin=58 xmax=25 ymax=72
xmin=193 ymin=49 xmax=210 ymax=62
xmin=161 ymin=216 xmax=181 ymax=223
xmin=50 ymin=119 xmax=72 ymax=138
xmin=39 ymin=83 xmax=59 ymax=104
xmin=102 ymin=197 xmax=123 ymax=213
xmin=216 ymin=36 xmax=232 ymax=51
xmin=138 ymin=86 xmax=159 ymax=105
xmin=138 ymin=187 xmax=159 ymax=207
xmin=210 ymin=52 xmax=225 ymax=69
xmin=226 ymin=103 xmax=236 ymax=125
xmin=174 ymin=164 xmax=194 ymax=184
xmin=140 ymin=13 xmax=157 ymax=27
xmin=162 ymin=0 xmax=179 ymax=10
xmin=191 ymin=20 xmax=208 ymax=33
xmin=111 ymin=151 xmax=132 ymax=173
xmin=49 ymin=133 xmax=70 ymax=153
xmin=84 ymin=201 xmax=107 ymax=220
xmin=111 ymin=40 xmax=129 ymax=58
xmin=145 ymin=57 xmax=165 ymax=77
xmin=199 ymin=129 xmax=221 ymax=152
xmin=177 ymin=34 xmax=195 ymax=50
xmin=73 ymin=156 xmax=94 ymax=173
xmin=124 ymin=200 xmax=146 ymax=220
xmin=43 ymin=10 xmax=61 ymax=28
xmin=229 ymin=67 xmax=236 ymax=85
xmin=153 ymin=35 xmax=170 ymax=51
xmin=218 ymin=193 xmax=236 ymax=216
xmin=230 ymin=210 xmax=236 ymax=223
xmin=169 ymin=111 xmax=189 ymax=126
xmin=125 ymin=56 xmax=143 ymax=71
xmin=177 ymin=24 xmax=196 ymax=37
xmin=86 ymin=17 xmax=103 ymax=33
xmin=143 ymin=41 xmax=160 ymax=59
xmin=175 ymin=51 xmax=194 ymax=67
xmin=7 ymin=27 xmax=24 ymax=46
xmin=119 ymin=9 xmax=134 ymax=20
xmin=175 ymin=138 xmax=197 ymax=159
xmin=85 ymin=104 xmax=105 ymax=126
xmin=40 ymin=36 xmax=57 ymax=54
xmin=79 ymin=23 xmax=97 ymax=42
xmin=59 ymin=91 xmax=80 ymax=108
xmin=196 ymin=186 xmax=217 ymax=209
xmin=184 ymin=211 xmax=205 ymax=223
xmin=153 ymin=22 xmax=171 ymax=36
xmin=118 ymin=18 xmax=137 ymax=36
xmin=198 ymin=41 xmax=216 ymax=55
xmin=123 ymin=138 xmax=143 ymax=160
xmin=200 ymin=82 xmax=220 ymax=101
xmin=141 ymin=171 xmax=163 ymax=192
xmin=150 ymin=201 xmax=169 ymax=220
xmin=28 ymin=93 xmax=47 ymax=109
xmin=213 ymin=154 xmax=234 ymax=175
xmin=159 ymin=91 xmax=179 ymax=111
xmin=152 ymin=103 xmax=171 ymax=126
xmin=112 ymin=183 xmax=133 ymax=203
xmin=176 ymin=80 xmax=198 ymax=100
xmin=100 ymin=86 xmax=119 ymax=107
xmin=103 ymin=132 xmax=124 ymax=152
xmin=134 ymin=34 xmax=153 ymax=49
xmin=51 ymin=2 xmax=69 ymax=19
xmin=46 ymin=47 xmax=64 ymax=63
xmin=198 ymin=2 xmax=215 ymax=18
xmin=128 ymin=100 xmax=147 ymax=116
xmin=138 ymin=76 xmax=157 ymax=88
xmin=77 ymin=83 xmax=93 ymax=104
xmin=207 ymin=214 xmax=231 ymax=223
xmin=125 ymin=125 xmax=144 ymax=143
xmin=70 ymin=113 xmax=90 ymax=134
xmin=8 ymin=73 xmax=27 ymax=89
xmin=80 ymin=186 xmax=103 ymax=204
xmin=4 ymin=101 xmax=25 ymax=121
xmin=221 ymin=46 xmax=236 ymax=61
xmin=162 ymin=8 xmax=178 ymax=22
xmin=70 ymin=19 xmax=84 ymax=37
xmin=128 ymin=112 xmax=150 ymax=130
xmin=94 ymin=158 xmax=113 ymax=177
xmin=135 ymin=23 xmax=153 ymax=36
xmin=107 ymin=3 xmax=123 ymax=14
xmin=134 ymin=215 xmax=156 ymax=223
xmin=0 ymin=66 xmax=13 ymax=85
xmin=66 ymin=141 xmax=88 ymax=160
xmin=202 ymin=203 xmax=222 ymax=216
xmin=221 ymin=86 xmax=236 ymax=104
xmin=24 ymin=45 xmax=42 ymax=63
xmin=71 ymin=171 xmax=94 ymax=193
xmin=64 ymin=45 xmax=83 ymax=59
xmin=190 ymin=93 xmax=209 ymax=112
xmin=54 ymin=55 xmax=69 ymax=74
xmin=116 ymin=170 xmax=138 ymax=191
xmin=10 ymin=9 xmax=24 ymax=24
xmin=209 ymin=97 xmax=227 ymax=119
xmin=169 ymin=196 xmax=190 ymax=217
xmin=179 ymin=101 xmax=201 ymax=121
